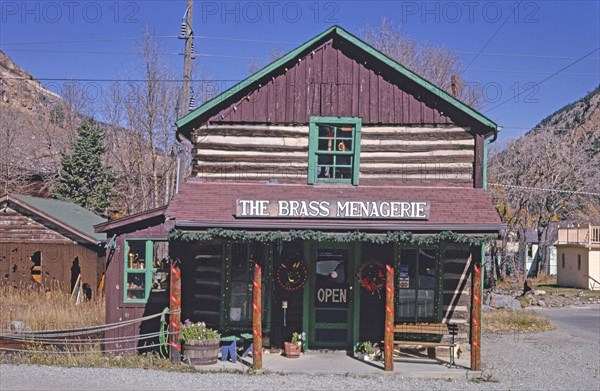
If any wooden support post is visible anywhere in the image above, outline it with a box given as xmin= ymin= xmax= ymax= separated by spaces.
xmin=169 ymin=260 xmax=182 ymax=362
xmin=470 ymin=248 xmax=483 ymax=370
xmin=252 ymin=263 xmax=263 ymax=370
xmin=384 ymin=265 xmax=394 ymax=371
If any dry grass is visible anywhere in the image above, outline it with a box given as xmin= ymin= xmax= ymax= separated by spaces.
xmin=533 ymin=284 xmax=600 ymax=298
xmin=483 ymin=310 xmax=555 ymax=333
xmin=0 ymin=282 xmax=104 ymax=331
xmin=2 ymin=348 xmax=196 ymax=372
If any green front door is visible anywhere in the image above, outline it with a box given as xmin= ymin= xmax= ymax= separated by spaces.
xmin=308 ymin=243 xmax=356 ymax=350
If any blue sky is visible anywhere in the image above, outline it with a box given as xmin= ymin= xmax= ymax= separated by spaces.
xmin=1 ymin=0 xmax=599 ymax=143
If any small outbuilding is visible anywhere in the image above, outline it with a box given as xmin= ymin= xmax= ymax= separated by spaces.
xmin=556 ymin=224 xmax=600 ymax=290
xmin=0 ymin=194 xmax=106 ymax=297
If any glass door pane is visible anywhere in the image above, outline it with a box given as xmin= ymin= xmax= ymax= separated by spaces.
xmin=311 ymin=247 xmax=351 ymax=348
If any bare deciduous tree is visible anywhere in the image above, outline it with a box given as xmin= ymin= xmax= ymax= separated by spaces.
xmin=488 ymin=127 xmax=600 ymax=277
xmin=103 ymin=32 xmax=179 ymax=213
xmin=362 ymin=18 xmax=483 ymax=108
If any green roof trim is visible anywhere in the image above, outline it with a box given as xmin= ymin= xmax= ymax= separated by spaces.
xmin=11 ymin=194 xmax=107 ymax=242
xmin=175 ymin=25 xmax=497 ymax=132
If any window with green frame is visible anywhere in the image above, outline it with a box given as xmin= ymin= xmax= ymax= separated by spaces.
xmin=308 ymin=116 xmax=362 ymax=185
xmin=124 ymin=239 xmax=169 ymax=303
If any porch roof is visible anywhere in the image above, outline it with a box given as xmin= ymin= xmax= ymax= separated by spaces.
xmin=166 ymin=181 xmax=503 ymax=234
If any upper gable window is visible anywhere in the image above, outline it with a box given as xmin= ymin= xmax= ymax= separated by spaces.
xmin=308 ymin=117 xmax=362 ymax=185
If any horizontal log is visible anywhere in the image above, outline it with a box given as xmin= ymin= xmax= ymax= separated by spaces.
xmin=197 ymin=135 xmax=308 ymax=147
xmin=361 ymin=167 xmax=471 ymax=175
xmin=193 ymin=172 xmax=472 ymax=183
xmin=197 ymin=143 xmax=308 ymax=153
xmin=195 ymin=155 xmax=473 ymax=165
xmin=196 ymin=164 xmax=306 ymax=174
xmin=370 ymin=139 xmax=473 ymax=146
xmin=196 ymin=127 xmax=308 ymax=139
xmin=201 ymin=124 xmax=308 ymax=132
xmin=361 ymin=155 xmax=473 ymax=164
xmin=362 ymin=131 xmax=473 ymax=141
xmin=195 ymin=128 xmax=472 ymax=142
xmin=195 ymin=148 xmax=473 ymax=158
xmin=361 ymin=126 xmax=469 ymax=133
xmin=361 ymin=173 xmax=472 ymax=180
xmin=362 ymin=144 xmax=473 ymax=153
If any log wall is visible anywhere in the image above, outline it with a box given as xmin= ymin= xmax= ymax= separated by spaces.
xmin=193 ymin=124 xmax=475 ymax=186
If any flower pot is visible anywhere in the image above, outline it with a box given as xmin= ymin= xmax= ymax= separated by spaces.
xmin=183 ymin=338 xmax=220 ymax=365
xmin=357 ymin=353 xmax=370 ymax=362
xmin=284 ymin=342 xmax=301 ymax=358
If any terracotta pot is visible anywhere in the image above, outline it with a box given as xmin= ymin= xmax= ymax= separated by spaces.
xmin=284 ymin=342 xmax=301 ymax=358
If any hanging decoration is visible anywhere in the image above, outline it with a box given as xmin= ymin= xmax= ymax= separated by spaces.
xmin=170 ymin=228 xmax=495 ymax=246
xmin=356 ymin=260 xmax=386 ymax=298
xmin=276 ymin=261 xmax=308 ymax=292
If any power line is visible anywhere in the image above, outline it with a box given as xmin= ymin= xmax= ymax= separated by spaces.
xmin=3 ymin=35 xmax=599 ymax=62
xmin=489 ymin=183 xmax=600 ymax=197
xmin=484 ymin=46 xmax=600 ymax=113
xmin=2 ymin=77 xmax=240 ymax=82
xmin=464 ymin=0 xmax=523 ymax=71
xmin=3 ymin=49 xmax=598 ymax=75
xmin=457 ymin=51 xmax=599 ymax=61
xmin=1 ymin=48 xmax=263 ymax=60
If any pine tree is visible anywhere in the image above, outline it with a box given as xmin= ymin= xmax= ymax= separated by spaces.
xmin=52 ymin=118 xmax=116 ymax=215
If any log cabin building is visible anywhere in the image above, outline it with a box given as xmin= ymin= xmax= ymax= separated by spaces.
xmin=96 ymin=26 xmax=503 ymax=367
xmin=1 ymin=194 xmax=106 ymax=297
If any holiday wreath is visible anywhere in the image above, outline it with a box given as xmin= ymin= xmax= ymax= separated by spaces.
xmin=356 ymin=260 xmax=386 ymax=297
xmin=276 ymin=261 xmax=308 ymax=292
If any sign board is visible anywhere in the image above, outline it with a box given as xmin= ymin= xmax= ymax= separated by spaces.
xmin=236 ymin=199 xmax=430 ymax=220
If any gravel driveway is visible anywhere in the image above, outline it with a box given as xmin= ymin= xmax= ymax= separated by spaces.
xmin=1 ymin=306 xmax=599 ymax=391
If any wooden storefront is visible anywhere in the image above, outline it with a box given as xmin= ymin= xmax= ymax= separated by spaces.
xmin=96 ymin=25 xmax=504 ymax=369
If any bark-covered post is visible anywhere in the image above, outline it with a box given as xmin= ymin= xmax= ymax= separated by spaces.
xmin=252 ymin=263 xmax=263 ymax=369
xmin=169 ymin=259 xmax=182 ymax=362
xmin=384 ymin=265 xmax=394 ymax=371
xmin=470 ymin=248 xmax=483 ymax=370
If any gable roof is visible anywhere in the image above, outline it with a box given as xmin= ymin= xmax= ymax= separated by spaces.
xmin=176 ymin=25 xmax=497 ymax=133
xmin=1 ymin=194 xmax=107 ymax=244
xmin=94 ymin=205 xmax=168 ymax=234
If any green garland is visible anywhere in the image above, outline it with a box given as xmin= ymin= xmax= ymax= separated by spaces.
xmin=169 ymin=228 xmax=495 ymax=246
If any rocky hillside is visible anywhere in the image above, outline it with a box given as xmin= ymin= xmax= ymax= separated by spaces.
xmin=533 ymin=85 xmax=600 ymax=155
xmin=0 ymin=49 xmax=81 ymax=196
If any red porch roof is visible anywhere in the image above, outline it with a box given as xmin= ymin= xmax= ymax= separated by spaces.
xmin=166 ymin=181 xmax=503 ymax=233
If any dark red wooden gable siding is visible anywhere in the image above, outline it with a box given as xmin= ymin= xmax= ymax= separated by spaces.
xmin=209 ymin=37 xmax=454 ymax=125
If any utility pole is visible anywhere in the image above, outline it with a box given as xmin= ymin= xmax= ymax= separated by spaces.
xmin=181 ymin=0 xmax=194 ymax=116
xmin=176 ymin=0 xmax=194 ymax=195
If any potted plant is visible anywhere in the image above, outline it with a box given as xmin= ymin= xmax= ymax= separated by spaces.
xmin=284 ymin=332 xmax=302 ymax=358
xmin=355 ymin=341 xmax=375 ymax=361
xmin=180 ymin=319 xmax=221 ymax=365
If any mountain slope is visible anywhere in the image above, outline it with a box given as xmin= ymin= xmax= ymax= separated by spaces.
xmin=533 ymin=85 xmax=600 ymax=155
xmin=0 ymin=49 xmax=81 ymax=196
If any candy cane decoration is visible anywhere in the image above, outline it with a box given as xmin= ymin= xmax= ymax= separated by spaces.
xmin=471 ymin=256 xmax=483 ymax=370
xmin=168 ymin=259 xmax=182 ymax=362
xmin=384 ymin=264 xmax=394 ymax=371
xmin=252 ymin=263 xmax=263 ymax=369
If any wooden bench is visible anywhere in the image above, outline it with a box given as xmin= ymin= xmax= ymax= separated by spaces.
xmin=393 ymin=323 xmax=459 ymax=365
